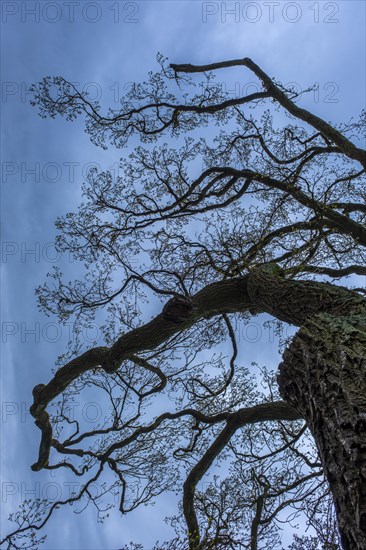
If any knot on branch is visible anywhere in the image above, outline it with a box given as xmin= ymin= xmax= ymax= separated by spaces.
xmin=162 ymin=295 xmax=194 ymax=324
xmin=32 ymin=383 xmax=46 ymax=399
xmin=101 ymin=357 xmax=121 ymax=374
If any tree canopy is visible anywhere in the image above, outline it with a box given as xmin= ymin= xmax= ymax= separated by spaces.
xmin=2 ymin=56 xmax=366 ymax=550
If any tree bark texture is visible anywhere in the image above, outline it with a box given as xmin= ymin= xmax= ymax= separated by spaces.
xmin=279 ymin=313 xmax=366 ymax=549
xmin=247 ymin=266 xmax=366 ymax=549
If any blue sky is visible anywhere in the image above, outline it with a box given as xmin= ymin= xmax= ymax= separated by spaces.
xmin=1 ymin=1 xmax=366 ymax=548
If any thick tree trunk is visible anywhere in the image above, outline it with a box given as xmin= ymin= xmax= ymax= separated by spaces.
xmin=278 ymin=313 xmax=366 ymax=549
xmin=247 ymin=264 xmax=366 ymax=549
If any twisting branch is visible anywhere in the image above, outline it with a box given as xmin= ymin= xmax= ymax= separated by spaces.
xmin=170 ymin=58 xmax=366 ymax=169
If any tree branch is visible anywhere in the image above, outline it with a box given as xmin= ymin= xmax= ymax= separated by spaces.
xmin=183 ymin=401 xmax=302 ymax=549
xmin=171 ymin=58 xmax=366 ymax=169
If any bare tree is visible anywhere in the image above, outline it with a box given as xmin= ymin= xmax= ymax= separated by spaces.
xmin=2 ymin=55 xmax=365 ymax=550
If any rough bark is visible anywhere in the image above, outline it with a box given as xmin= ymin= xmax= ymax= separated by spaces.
xmin=244 ymin=266 xmax=366 ymax=549
xmin=278 ymin=313 xmax=366 ymax=550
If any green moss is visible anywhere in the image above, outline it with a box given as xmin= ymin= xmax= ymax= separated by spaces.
xmin=258 ymin=262 xmax=284 ymax=277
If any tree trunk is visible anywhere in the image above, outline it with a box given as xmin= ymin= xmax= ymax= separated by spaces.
xmin=247 ymin=264 xmax=366 ymax=549
xmin=278 ymin=313 xmax=366 ymax=549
